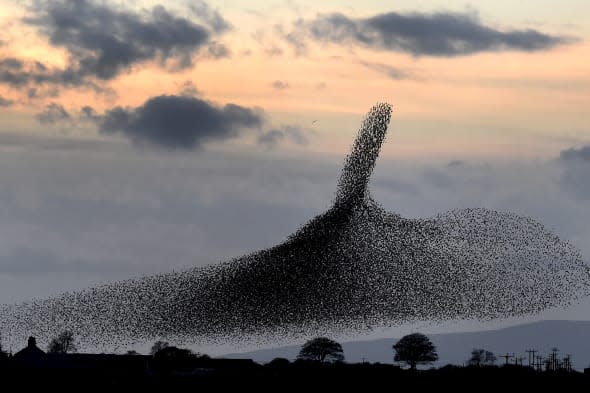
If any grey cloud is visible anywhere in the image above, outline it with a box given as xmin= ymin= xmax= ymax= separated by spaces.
xmin=359 ymin=61 xmax=415 ymax=80
xmin=266 ymin=46 xmax=284 ymax=57
xmin=79 ymin=105 xmax=101 ymax=123
xmin=258 ymin=125 xmax=310 ymax=149
xmin=33 ymin=94 xmax=266 ymax=150
xmin=36 ymin=103 xmax=71 ymax=124
xmin=0 ymin=57 xmax=38 ymax=87
xmin=27 ymin=86 xmax=59 ymax=99
xmin=178 ymin=80 xmax=201 ymax=97
xmin=97 ymin=95 xmax=264 ymax=149
xmin=206 ymin=42 xmax=231 ymax=59
xmin=447 ymin=160 xmax=465 ymax=168
xmin=271 ymin=80 xmax=290 ymax=90
xmin=0 ymin=132 xmax=120 ymax=151
xmin=188 ymin=0 xmax=231 ymax=34
xmin=283 ymin=125 xmax=309 ymax=145
xmin=422 ymin=168 xmax=454 ymax=189
xmin=276 ymin=22 xmax=308 ymax=56
xmin=559 ymin=145 xmax=590 ymax=199
xmin=0 ymin=58 xmax=24 ymax=70
xmin=0 ymin=56 xmax=105 ymax=92
xmin=257 ymin=129 xmax=284 ymax=148
xmin=293 ymin=11 xmax=573 ymax=56
xmin=27 ymin=88 xmax=38 ymax=99
xmin=0 ymin=95 xmax=13 ymax=107
xmin=371 ymin=176 xmax=420 ymax=196
xmin=19 ymin=0 xmax=227 ymax=86
xmin=560 ymin=145 xmax=590 ymax=162
xmin=251 ymin=28 xmax=284 ymax=58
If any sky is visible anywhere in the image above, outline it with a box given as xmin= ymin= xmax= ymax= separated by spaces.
xmin=0 ymin=0 xmax=589 ymax=351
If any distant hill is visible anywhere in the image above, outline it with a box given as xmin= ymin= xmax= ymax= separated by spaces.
xmin=223 ymin=320 xmax=590 ymax=370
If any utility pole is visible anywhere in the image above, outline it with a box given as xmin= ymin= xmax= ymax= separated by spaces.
xmin=500 ymin=353 xmax=514 ymax=366
xmin=534 ymin=355 xmax=544 ymax=372
xmin=550 ymin=348 xmax=559 ymax=371
xmin=563 ymin=354 xmax=572 ymax=372
xmin=525 ymin=349 xmax=537 ymax=368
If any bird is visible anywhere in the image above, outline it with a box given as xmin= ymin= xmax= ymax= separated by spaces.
xmin=2 ymin=103 xmax=589 ymax=349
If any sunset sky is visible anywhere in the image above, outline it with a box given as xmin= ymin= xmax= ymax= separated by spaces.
xmin=1 ymin=0 xmax=588 ymax=157
xmin=1 ymin=0 xmax=590 ymax=348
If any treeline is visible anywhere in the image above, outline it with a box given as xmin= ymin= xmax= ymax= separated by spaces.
xmin=0 ymin=330 xmax=588 ymax=389
xmin=0 ymin=330 xmax=581 ymax=370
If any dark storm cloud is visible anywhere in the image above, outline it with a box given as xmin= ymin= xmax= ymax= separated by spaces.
xmin=36 ymin=103 xmax=71 ymax=124
xmin=0 ymin=95 xmax=13 ymax=107
xmin=97 ymin=95 xmax=264 ymax=149
xmin=23 ymin=0 xmax=227 ymax=80
xmin=292 ymin=11 xmax=572 ymax=56
xmin=257 ymin=125 xmax=310 ymax=149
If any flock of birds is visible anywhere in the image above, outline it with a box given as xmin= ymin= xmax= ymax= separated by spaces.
xmin=2 ymin=103 xmax=590 ymax=349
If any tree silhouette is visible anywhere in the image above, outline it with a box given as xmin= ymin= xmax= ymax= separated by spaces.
xmin=468 ymin=349 xmax=496 ymax=366
xmin=150 ymin=340 xmax=169 ymax=356
xmin=153 ymin=346 xmax=194 ymax=359
xmin=151 ymin=345 xmax=209 ymax=360
xmin=297 ymin=337 xmax=344 ymax=363
xmin=393 ymin=333 xmax=438 ymax=370
xmin=268 ymin=357 xmax=290 ymax=367
xmin=150 ymin=345 xmax=196 ymax=375
xmin=47 ymin=330 xmax=77 ymax=354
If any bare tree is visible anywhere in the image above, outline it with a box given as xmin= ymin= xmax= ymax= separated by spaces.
xmin=47 ymin=330 xmax=77 ymax=354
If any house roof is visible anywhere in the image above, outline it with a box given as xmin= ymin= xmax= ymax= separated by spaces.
xmin=13 ymin=337 xmax=46 ymax=360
